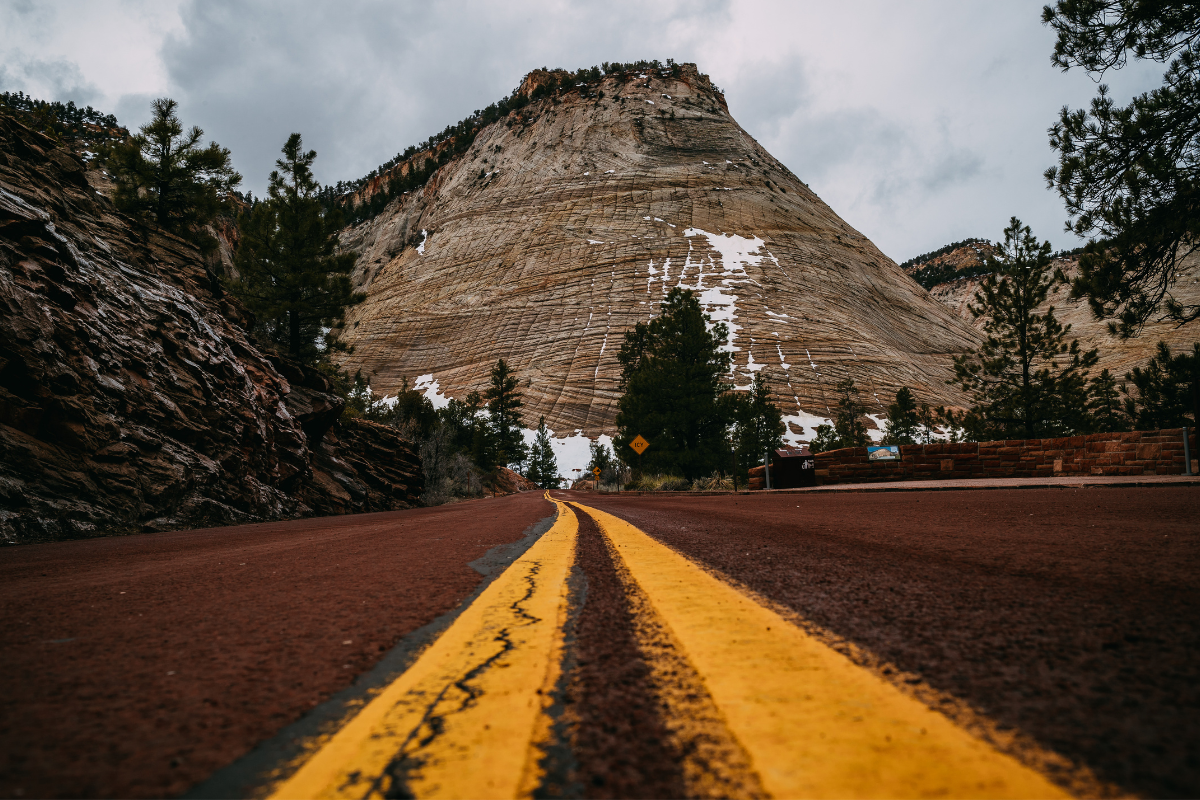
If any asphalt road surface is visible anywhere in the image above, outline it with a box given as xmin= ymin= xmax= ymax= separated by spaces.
xmin=1 ymin=485 xmax=1196 ymax=798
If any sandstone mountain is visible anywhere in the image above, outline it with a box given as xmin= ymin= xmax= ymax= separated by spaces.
xmin=334 ymin=63 xmax=982 ymax=444
xmin=914 ymin=242 xmax=1200 ymax=380
xmin=0 ymin=115 xmax=420 ymax=544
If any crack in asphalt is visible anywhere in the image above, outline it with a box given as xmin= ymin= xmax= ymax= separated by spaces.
xmin=377 ymin=563 xmax=545 ymax=799
xmin=185 ymin=512 xmax=557 ymax=800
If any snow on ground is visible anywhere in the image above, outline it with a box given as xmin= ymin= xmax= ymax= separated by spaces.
xmin=775 ymin=343 xmax=790 ymax=371
xmin=780 ymin=410 xmax=832 ymax=446
xmin=416 ymin=229 xmax=428 ymax=255
xmin=865 ymin=415 xmax=886 ymax=443
xmin=679 ymin=228 xmax=767 ymax=368
xmin=407 ymin=374 xmax=609 ymax=483
xmin=413 ymin=374 xmax=451 ymax=410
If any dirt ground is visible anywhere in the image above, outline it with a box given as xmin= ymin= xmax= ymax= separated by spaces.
xmin=0 ymin=493 xmax=553 ymax=799
xmin=578 ymin=486 xmax=1200 ymax=798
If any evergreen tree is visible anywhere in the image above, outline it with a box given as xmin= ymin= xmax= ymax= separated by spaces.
xmin=587 ymin=440 xmax=616 ymax=474
xmin=881 ymin=387 xmax=920 ymax=445
xmin=373 ymin=377 xmax=437 ymax=436
xmin=951 ymin=218 xmax=1099 ymax=439
xmin=230 ymin=133 xmax=362 ymax=363
xmin=833 ymin=378 xmax=871 ymax=447
xmin=809 ymin=378 xmax=872 ymax=453
xmin=1087 ymin=368 xmax=1129 ymax=432
xmin=1043 ymin=2 xmax=1200 ymax=333
xmin=525 ymin=416 xmax=560 ymax=488
xmin=1121 ymin=341 xmax=1200 ymax=428
xmin=108 ymin=98 xmax=240 ymax=250
xmin=438 ymin=390 xmax=485 ymax=455
xmin=484 ymin=358 xmax=526 ymax=469
xmin=344 ymin=370 xmax=374 ymax=418
xmin=731 ymin=372 xmax=786 ymax=479
xmin=615 ymin=287 xmax=734 ymax=480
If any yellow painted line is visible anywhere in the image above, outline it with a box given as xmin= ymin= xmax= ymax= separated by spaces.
xmin=269 ymin=495 xmax=577 ymax=800
xmin=576 ymin=502 xmax=1071 ymax=799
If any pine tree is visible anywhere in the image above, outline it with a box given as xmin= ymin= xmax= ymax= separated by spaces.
xmin=1087 ymin=369 xmax=1128 ymax=432
xmin=834 ymin=378 xmax=871 ymax=446
xmin=108 ymin=98 xmax=240 ymax=250
xmin=484 ymin=358 xmax=526 ymax=469
xmin=1043 ymin=3 xmax=1200 ymax=333
xmin=377 ymin=377 xmax=437 ymax=437
xmin=882 ymin=387 xmax=920 ymax=445
xmin=951 ymin=218 xmax=1099 ymax=439
xmin=810 ymin=379 xmax=873 ymax=452
xmin=1122 ymin=341 xmax=1200 ymax=429
xmin=230 ymin=133 xmax=363 ymax=363
xmin=439 ymin=390 xmax=485 ymax=456
xmin=525 ymin=416 xmax=559 ymax=488
xmin=587 ymin=440 xmax=616 ymax=474
xmin=615 ymin=287 xmax=734 ymax=480
xmin=732 ymin=372 xmax=786 ymax=479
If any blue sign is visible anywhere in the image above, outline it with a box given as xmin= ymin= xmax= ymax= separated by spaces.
xmin=868 ymin=445 xmax=901 ymax=461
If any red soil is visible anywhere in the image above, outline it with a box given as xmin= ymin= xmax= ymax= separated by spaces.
xmin=0 ymin=493 xmax=552 ymax=799
xmin=575 ymin=486 xmax=1200 ymax=798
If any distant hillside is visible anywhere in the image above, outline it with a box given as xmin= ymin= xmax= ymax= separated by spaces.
xmin=912 ymin=241 xmax=1200 ymax=381
xmin=901 ymin=239 xmax=993 ymax=289
xmin=0 ymin=91 xmax=127 ymax=156
xmin=319 ymin=59 xmax=694 ymax=225
xmin=333 ymin=62 xmax=983 ymax=445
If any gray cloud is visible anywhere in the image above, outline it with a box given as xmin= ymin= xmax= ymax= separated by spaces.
xmin=158 ymin=0 xmax=732 ymax=191
xmin=2 ymin=1 xmax=1169 ymax=261
xmin=0 ymin=54 xmax=99 ymax=106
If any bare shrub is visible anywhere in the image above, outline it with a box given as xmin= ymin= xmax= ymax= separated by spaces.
xmin=419 ymin=424 xmax=484 ymax=506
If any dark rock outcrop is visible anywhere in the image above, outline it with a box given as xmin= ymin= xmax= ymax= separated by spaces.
xmin=0 ymin=114 xmax=420 ymax=544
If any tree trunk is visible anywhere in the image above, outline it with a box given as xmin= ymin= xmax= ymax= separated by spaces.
xmin=289 ymin=309 xmax=301 ymax=355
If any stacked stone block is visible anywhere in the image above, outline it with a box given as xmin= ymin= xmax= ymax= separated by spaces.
xmin=812 ymin=430 xmax=1197 ymax=485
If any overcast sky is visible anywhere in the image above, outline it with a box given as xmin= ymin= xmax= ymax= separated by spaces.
xmin=1 ymin=0 xmax=1166 ymax=261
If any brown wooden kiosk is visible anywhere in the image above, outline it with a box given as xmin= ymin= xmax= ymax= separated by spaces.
xmin=749 ymin=446 xmax=816 ymax=489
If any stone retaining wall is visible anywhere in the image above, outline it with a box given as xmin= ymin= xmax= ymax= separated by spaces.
xmin=813 ymin=429 xmax=1197 ymax=485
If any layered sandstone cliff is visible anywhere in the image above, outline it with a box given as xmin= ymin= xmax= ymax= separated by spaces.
xmin=920 ymin=244 xmax=1200 ymax=379
xmin=335 ymin=64 xmax=982 ymax=441
xmin=0 ymin=115 xmax=420 ymax=543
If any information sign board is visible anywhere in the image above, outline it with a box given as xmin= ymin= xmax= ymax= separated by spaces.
xmin=867 ymin=445 xmax=901 ymax=461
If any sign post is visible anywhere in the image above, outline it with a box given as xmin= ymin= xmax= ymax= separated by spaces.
xmin=629 ymin=435 xmax=649 ymax=492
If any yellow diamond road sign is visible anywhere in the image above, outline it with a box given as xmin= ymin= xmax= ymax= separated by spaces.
xmin=630 ymin=435 xmax=649 ymax=455
xmin=593 ymin=467 xmax=601 ymax=477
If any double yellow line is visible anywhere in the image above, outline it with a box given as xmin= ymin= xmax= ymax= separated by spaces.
xmin=268 ymin=495 xmax=1074 ymax=799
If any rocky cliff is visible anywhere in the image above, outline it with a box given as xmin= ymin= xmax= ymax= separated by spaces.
xmin=918 ymin=243 xmax=1200 ymax=379
xmin=0 ymin=115 xmax=420 ymax=544
xmin=334 ymin=64 xmax=982 ymax=442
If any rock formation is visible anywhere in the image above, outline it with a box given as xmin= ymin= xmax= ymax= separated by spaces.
xmin=0 ymin=115 xmax=420 ymax=544
xmin=334 ymin=64 xmax=982 ymax=442
xmin=916 ymin=243 xmax=1200 ymax=380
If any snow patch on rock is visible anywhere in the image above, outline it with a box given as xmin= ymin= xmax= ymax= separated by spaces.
xmin=413 ymin=373 xmax=451 ymax=410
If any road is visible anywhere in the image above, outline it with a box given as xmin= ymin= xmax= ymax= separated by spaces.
xmin=1 ymin=485 xmax=1197 ymax=798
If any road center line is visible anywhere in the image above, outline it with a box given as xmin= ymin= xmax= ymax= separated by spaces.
xmin=575 ymin=501 xmax=1071 ymax=799
xmin=268 ymin=496 xmax=577 ymax=800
